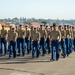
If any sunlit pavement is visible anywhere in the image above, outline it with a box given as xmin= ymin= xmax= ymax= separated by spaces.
xmin=0 ymin=52 xmax=75 ymax=75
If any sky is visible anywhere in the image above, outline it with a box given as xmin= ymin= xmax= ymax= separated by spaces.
xmin=0 ymin=0 xmax=75 ymax=19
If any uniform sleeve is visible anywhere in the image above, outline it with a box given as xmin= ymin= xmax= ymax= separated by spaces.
xmin=71 ymin=31 xmax=73 ymax=39
xmin=0 ymin=30 xmax=1 ymax=38
xmin=31 ymin=31 xmax=34 ymax=41
xmin=28 ymin=30 xmax=31 ymax=38
xmin=8 ymin=31 xmax=10 ymax=42
xmin=16 ymin=33 xmax=18 ymax=40
xmin=73 ymin=30 xmax=75 ymax=38
xmin=64 ymin=30 xmax=66 ymax=39
xmin=50 ymin=32 xmax=52 ymax=41
xmin=14 ymin=32 xmax=18 ymax=42
xmin=22 ymin=30 xmax=26 ymax=39
xmin=49 ymin=31 xmax=51 ymax=39
xmin=58 ymin=31 xmax=61 ymax=41
xmin=5 ymin=30 xmax=8 ymax=39
xmin=37 ymin=32 xmax=40 ymax=42
xmin=45 ymin=30 xmax=47 ymax=40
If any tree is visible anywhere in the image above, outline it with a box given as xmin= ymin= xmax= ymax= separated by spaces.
xmin=41 ymin=21 xmax=47 ymax=26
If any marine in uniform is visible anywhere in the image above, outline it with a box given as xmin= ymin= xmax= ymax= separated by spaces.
xmin=0 ymin=30 xmax=1 ymax=50
xmin=15 ymin=25 xmax=19 ymax=51
xmin=30 ymin=25 xmax=34 ymax=51
xmin=50 ymin=23 xmax=61 ymax=61
xmin=0 ymin=24 xmax=8 ymax=56
xmin=32 ymin=26 xmax=40 ymax=58
xmin=59 ymin=26 xmax=66 ymax=58
xmin=38 ymin=23 xmax=47 ymax=56
xmin=72 ymin=26 xmax=75 ymax=51
xmin=8 ymin=26 xmax=12 ymax=54
xmin=9 ymin=26 xmax=18 ymax=58
xmin=24 ymin=24 xmax=31 ymax=54
xmin=65 ymin=25 xmax=70 ymax=56
xmin=50 ymin=26 xmax=53 ymax=31
xmin=17 ymin=25 xmax=26 ymax=56
xmin=45 ymin=24 xmax=51 ymax=54
xmin=69 ymin=25 xmax=73 ymax=53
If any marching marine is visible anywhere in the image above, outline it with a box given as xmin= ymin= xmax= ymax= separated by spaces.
xmin=50 ymin=23 xmax=61 ymax=61
xmin=32 ymin=26 xmax=40 ymax=58
xmin=0 ymin=24 xmax=8 ymax=56
xmin=9 ymin=26 xmax=18 ymax=58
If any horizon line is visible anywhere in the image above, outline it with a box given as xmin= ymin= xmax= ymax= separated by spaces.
xmin=0 ymin=17 xmax=75 ymax=20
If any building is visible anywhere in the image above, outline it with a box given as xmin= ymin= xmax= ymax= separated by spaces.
xmin=0 ymin=22 xmax=15 ymax=30
xmin=28 ymin=22 xmax=40 ymax=27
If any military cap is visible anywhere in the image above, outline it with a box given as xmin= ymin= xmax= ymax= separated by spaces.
xmin=16 ymin=25 xmax=19 ymax=27
xmin=40 ymin=23 xmax=44 ymax=26
xmin=2 ymin=24 xmax=5 ymax=27
xmin=64 ymin=24 xmax=66 ymax=26
xmin=67 ymin=25 xmax=70 ymax=26
xmin=19 ymin=24 xmax=22 ymax=26
xmin=45 ymin=23 xmax=49 ymax=27
xmin=33 ymin=26 xmax=38 ymax=29
xmin=59 ymin=25 xmax=62 ymax=27
xmin=9 ymin=25 xmax=13 ymax=28
xmin=53 ymin=23 xmax=57 ymax=26
xmin=11 ymin=26 xmax=15 ymax=29
xmin=25 ymin=24 xmax=28 ymax=27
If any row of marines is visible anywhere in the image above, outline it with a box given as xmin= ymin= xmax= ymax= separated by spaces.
xmin=0 ymin=23 xmax=75 ymax=61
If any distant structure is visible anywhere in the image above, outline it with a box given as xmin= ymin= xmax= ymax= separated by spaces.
xmin=0 ymin=22 xmax=15 ymax=30
xmin=28 ymin=22 xmax=40 ymax=27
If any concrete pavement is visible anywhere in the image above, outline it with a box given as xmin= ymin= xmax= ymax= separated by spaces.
xmin=0 ymin=52 xmax=75 ymax=75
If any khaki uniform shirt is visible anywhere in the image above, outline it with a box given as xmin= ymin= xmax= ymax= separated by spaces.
xmin=38 ymin=28 xmax=47 ymax=39
xmin=32 ymin=31 xmax=40 ymax=42
xmin=8 ymin=30 xmax=12 ymax=44
xmin=46 ymin=29 xmax=50 ymax=39
xmin=10 ymin=32 xmax=18 ymax=42
xmin=50 ymin=30 xmax=61 ymax=41
xmin=73 ymin=30 xmax=75 ymax=38
xmin=18 ymin=29 xmax=26 ymax=38
xmin=26 ymin=30 xmax=31 ymax=38
xmin=15 ymin=30 xmax=18 ymax=33
xmin=61 ymin=30 xmax=66 ymax=39
xmin=31 ymin=29 xmax=34 ymax=39
xmin=66 ymin=30 xmax=70 ymax=38
xmin=1 ymin=29 xmax=8 ymax=39
xmin=0 ymin=30 xmax=1 ymax=38
xmin=70 ymin=30 xmax=73 ymax=39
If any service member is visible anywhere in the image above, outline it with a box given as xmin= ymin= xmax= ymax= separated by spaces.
xmin=8 ymin=26 xmax=12 ymax=54
xmin=72 ymin=26 xmax=75 ymax=51
xmin=65 ymin=25 xmax=70 ymax=56
xmin=45 ymin=24 xmax=51 ymax=54
xmin=17 ymin=25 xmax=26 ymax=56
xmin=69 ymin=26 xmax=73 ymax=53
xmin=38 ymin=23 xmax=47 ymax=56
xmin=59 ymin=26 xmax=66 ymax=58
xmin=15 ymin=25 xmax=19 ymax=50
xmin=9 ymin=26 xmax=18 ymax=58
xmin=50 ymin=23 xmax=61 ymax=61
xmin=32 ymin=26 xmax=40 ymax=58
xmin=0 ymin=24 xmax=8 ymax=56
xmin=24 ymin=24 xmax=31 ymax=54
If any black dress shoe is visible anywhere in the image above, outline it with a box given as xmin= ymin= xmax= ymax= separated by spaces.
xmin=23 ymin=54 xmax=25 ymax=56
xmin=0 ymin=54 xmax=2 ymax=57
xmin=50 ymin=59 xmax=55 ymax=61
xmin=9 ymin=56 xmax=12 ymax=59
xmin=17 ymin=54 xmax=20 ymax=56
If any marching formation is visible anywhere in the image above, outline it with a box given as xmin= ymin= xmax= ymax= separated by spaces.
xmin=0 ymin=23 xmax=75 ymax=61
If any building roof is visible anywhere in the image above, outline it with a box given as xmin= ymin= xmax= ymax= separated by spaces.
xmin=28 ymin=22 xmax=40 ymax=27
xmin=0 ymin=22 xmax=5 ymax=25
